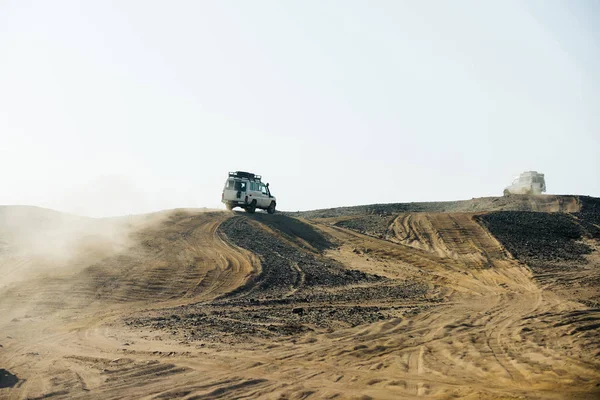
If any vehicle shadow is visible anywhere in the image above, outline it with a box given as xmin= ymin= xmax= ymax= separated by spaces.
xmin=0 ymin=369 xmax=19 ymax=389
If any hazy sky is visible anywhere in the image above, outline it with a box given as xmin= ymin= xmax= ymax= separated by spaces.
xmin=1 ymin=1 xmax=598 ymax=216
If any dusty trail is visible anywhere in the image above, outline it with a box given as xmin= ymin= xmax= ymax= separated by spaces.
xmin=297 ymin=213 xmax=600 ymax=397
xmin=1 ymin=201 xmax=599 ymax=399
xmin=390 ymin=213 xmax=507 ymax=264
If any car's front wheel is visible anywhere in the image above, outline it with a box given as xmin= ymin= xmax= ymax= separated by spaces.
xmin=267 ymin=202 xmax=276 ymax=214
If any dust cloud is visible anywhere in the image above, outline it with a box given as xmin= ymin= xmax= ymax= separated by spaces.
xmin=0 ymin=174 xmax=188 ymax=281
xmin=0 ymin=206 xmax=159 ymax=327
xmin=0 ymin=206 xmax=133 ymax=284
xmin=46 ymin=175 xmax=204 ymax=218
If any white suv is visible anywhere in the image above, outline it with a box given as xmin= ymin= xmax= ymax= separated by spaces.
xmin=503 ymin=171 xmax=546 ymax=195
xmin=221 ymin=171 xmax=276 ymax=214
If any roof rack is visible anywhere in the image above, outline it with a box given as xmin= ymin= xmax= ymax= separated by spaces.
xmin=229 ymin=171 xmax=262 ymax=181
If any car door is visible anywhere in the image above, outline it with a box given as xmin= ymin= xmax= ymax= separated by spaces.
xmin=251 ymin=182 xmax=263 ymax=207
xmin=246 ymin=181 xmax=254 ymax=204
xmin=248 ymin=181 xmax=260 ymax=205
xmin=259 ymin=183 xmax=270 ymax=207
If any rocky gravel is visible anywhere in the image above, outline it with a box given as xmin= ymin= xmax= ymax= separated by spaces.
xmin=477 ymin=210 xmax=600 ymax=306
xmin=476 ymin=212 xmax=597 ymax=264
xmin=574 ymin=196 xmax=600 ymax=236
xmin=334 ymin=215 xmax=397 ymax=240
xmin=127 ymin=304 xmax=412 ymax=342
xmin=288 ymin=195 xmax=583 ymax=219
xmin=220 ymin=215 xmax=383 ymax=297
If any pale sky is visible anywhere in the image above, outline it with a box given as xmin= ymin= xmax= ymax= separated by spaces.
xmin=1 ymin=0 xmax=598 ymax=217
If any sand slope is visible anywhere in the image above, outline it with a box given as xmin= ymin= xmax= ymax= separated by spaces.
xmin=0 ymin=197 xmax=599 ymax=399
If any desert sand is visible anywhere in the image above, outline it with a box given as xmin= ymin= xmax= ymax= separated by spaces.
xmin=1 ymin=195 xmax=599 ymax=399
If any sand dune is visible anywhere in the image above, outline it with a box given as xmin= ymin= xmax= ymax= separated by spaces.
xmin=1 ymin=197 xmax=599 ymax=399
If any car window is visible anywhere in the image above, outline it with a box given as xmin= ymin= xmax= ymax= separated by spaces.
xmin=234 ymin=181 xmax=246 ymax=191
xmin=261 ymin=185 xmax=267 ymax=195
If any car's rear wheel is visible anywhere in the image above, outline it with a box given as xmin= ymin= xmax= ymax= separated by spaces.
xmin=225 ymin=203 xmax=234 ymax=211
xmin=246 ymin=200 xmax=257 ymax=214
